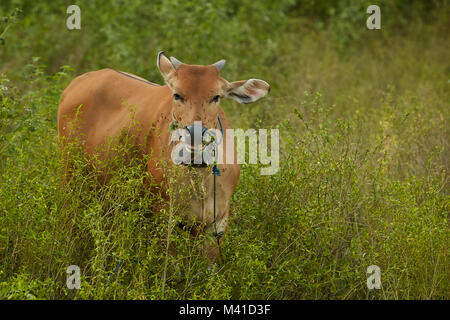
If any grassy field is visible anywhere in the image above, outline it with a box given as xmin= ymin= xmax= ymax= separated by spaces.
xmin=0 ymin=1 xmax=449 ymax=299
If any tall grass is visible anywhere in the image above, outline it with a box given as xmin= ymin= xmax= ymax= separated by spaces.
xmin=0 ymin=1 xmax=448 ymax=299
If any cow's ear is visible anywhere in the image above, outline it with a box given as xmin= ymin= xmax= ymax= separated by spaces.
xmin=157 ymin=51 xmax=175 ymax=79
xmin=226 ymin=79 xmax=270 ymax=104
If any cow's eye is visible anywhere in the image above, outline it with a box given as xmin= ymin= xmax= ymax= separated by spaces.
xmin=211 ymin=95 xmax=220 ymax=103
xmin=173 ymin=93 xmax=183 ymax=101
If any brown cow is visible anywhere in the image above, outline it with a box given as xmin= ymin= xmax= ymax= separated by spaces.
xmin=58 ymin=52 xmax=270 ymax=258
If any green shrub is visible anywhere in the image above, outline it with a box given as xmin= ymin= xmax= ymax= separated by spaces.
xmin=0 ymin=1 xmax=448 ymax=300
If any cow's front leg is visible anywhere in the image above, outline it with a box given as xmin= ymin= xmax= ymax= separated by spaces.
xmin=203 ymin=216 xmax=228 ymax=261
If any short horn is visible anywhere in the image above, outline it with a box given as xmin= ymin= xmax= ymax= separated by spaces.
xmin=170 ymin=56 xmax=183 ymax=69
xmin=212 ymin=59 xmax=226 ymax=71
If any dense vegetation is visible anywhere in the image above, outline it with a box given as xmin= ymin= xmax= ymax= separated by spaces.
xmin=0 ymin=0 xmax=448 ymax=299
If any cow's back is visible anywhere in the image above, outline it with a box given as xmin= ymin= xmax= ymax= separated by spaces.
xmin=58 ymin=68 xmax=171 ymax=155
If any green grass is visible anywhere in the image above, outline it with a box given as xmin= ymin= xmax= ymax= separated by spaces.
xmin=0 ymin=1 xmax=449 ymax=299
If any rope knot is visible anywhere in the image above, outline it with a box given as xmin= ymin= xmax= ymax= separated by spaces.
xmin=212 ymin=164 xmax=221 ymax=176
xmin=213 ymin=231 xmax=224 ymax=240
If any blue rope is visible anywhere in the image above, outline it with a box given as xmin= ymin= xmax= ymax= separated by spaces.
xmin=217 ymin=114 xmax=224 ymax=146
xmin=212 ymin=115 xmax=223 ymax=253
xmin=212 ymin=114 xmax=223 ymax=176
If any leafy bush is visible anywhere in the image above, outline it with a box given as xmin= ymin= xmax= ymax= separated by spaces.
xmin=0 ymin=1 xmax=448 ymax=299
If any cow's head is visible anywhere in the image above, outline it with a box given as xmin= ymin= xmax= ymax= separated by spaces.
xmin=157 ymin=51 xmax=270 ymax=126
xmin=157 ymin=51 xmax=270 ymax=166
